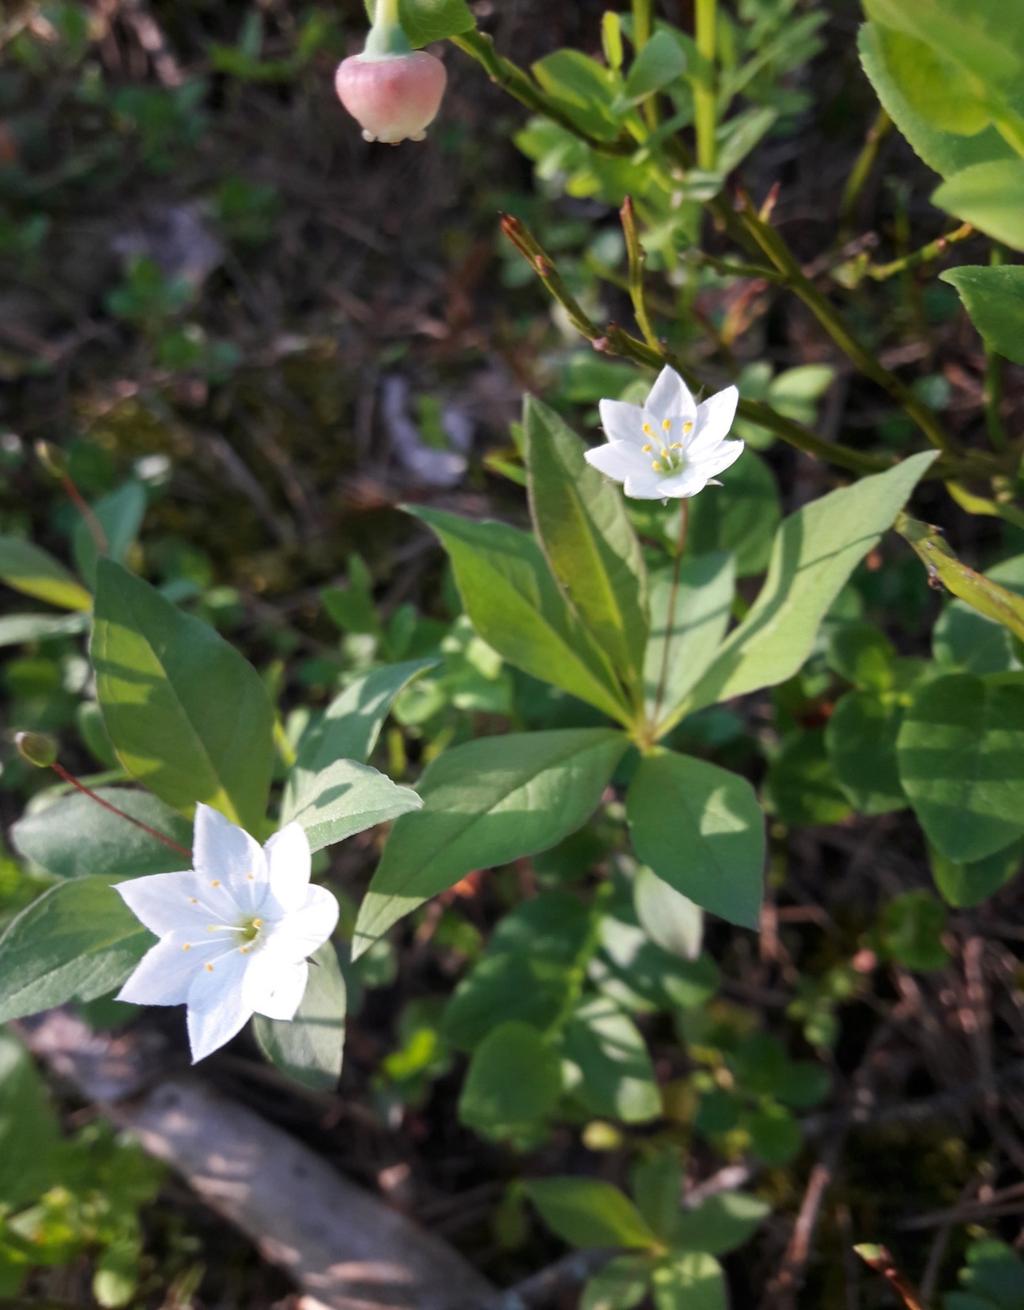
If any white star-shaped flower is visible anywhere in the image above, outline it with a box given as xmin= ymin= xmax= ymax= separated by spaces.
xmin=114 ymin=804 xmax=338 ymax=1063
xmin=586 ymin=365 xmax=743 ymax=500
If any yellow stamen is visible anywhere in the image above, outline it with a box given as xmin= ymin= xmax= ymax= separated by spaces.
xmin=671 ymin=442 xmax=683 ymax=450
xmin=182 ymin=943 xmax=192 ymax=952
xmin=662 ymin=418 xmax=671 ymax=431
xmin=210 ymin=880 xmax=221 ymax=888
xmin=189 ymin=897 xmax=198 ymax=905
xmin=642 ymin=422 xmax=653 ymax=436
xmin=641 ymin=443 xmax=653 ymax=453
xmin=683 ymin=420 xmax=694 ymax=434
xmin=205 ymin=963 xmax=215 ymax=972
xmin=240 ymin=945 xmax=251 ymax=954
xmin=247 ymin=873 xmax=255 ymax=881
xmin=252 ymin=918 xmax=263 ymax=929
xmin=660 ymin=447 xmax=670 ymax=458
xmin=651 ymin=461 xmax=662 ymax=471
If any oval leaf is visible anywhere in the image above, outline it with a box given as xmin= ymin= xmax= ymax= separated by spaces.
xmin=353 ymin=729 xmax=627 ymax=957
xmin=92 ymin=560 xmax=275 ymax=830
xmin=627 ymin=749 xmax=765 ymax=929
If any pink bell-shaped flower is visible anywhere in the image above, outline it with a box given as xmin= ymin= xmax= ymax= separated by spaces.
xmin=335 ymin=49 xmax=447 ymax=144
xmin=335 ymin=0 xmax=447 ymax=144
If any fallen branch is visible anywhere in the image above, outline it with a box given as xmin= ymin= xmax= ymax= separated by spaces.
xmin=20 ymin=1012 xmax=495 ymax=1310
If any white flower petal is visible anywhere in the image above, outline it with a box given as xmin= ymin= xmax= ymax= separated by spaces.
xmin=585 ymin=440 xmax=650 ymax=483
xmin=186 ymin=948 xmax=253 ymax=1062
xmin=656 ymin=466 xmax=712 ymax=499
xmin=263 ymin=884 xmax=339 ymax=965
xmin=623 ymin=474 xmax=669 ymax=500
xmin=114 ymin=870 xmax=215 ymax=936
xmin=693 ymin=438 xmax=744 ymax=478
xmin=264 ymin=822 xmax=312 ymax=914
xmin=645 ymin=366 xmax=697 ymax=422
xmin=192 ymin=804 xmax=268 ymax=913
xmin=117 ymin=932 xmax=229 ymax=1007
xmin=245 ymin=957 xmax=309 ymax=1021
xmin=690 ymin=385 xmax=739 ymax=454
xmin=598 ymin=398 xmax=646 ymax=445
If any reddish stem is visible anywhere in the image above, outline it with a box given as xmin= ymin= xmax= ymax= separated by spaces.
xmin=50 ymin=762 xmax=192 ymax=860
xmin=61 ymin=475 xmax=108 ymax=555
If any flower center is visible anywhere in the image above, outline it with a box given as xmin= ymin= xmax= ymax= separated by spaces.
xmin=641 ymin=416 xmax=694 ymax=475
xmin=204 ymin=914 xmax=265 ymax=954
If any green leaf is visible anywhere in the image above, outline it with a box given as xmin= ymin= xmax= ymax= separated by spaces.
xmin=941 ymin=266 xmax=1024 ymax=366
xmin=0 ymin=611 xmax=89 ymax=647
xmin=72 ymin=481 xmax=146 ymax=590
xmin=0 ymin=536 xmax=92 ymax=611
xmin=858 ymin=23 xmax=1015 ymax=179
xmin=0 ymin=1031 xmax=61 ymax=1210
xmin=934 ymin=162 xmax=1024 ymax=252
xmin=525 ymin=396 xmax=648 ymax=695
xmin=671 ymin=1192 xmax=769 ymax=1256
xmin=685 ymin=450 xmax=780 ymax=578
xmin=897 ymin=673 xmax=1024 ymax=862
xmin=353 ymin=729 xmax=627 ymax=957
xmin=901 ymin=520 xmax=1024 ymax=650
xmin=877 ymin=889 xmax=950 ymax=972
xmin=0 ymin=877 xmax=151 ymax=1022
xmin=622 ymin=29 xmax=686 ymax=105
xmin=524 ymin=1177 xmax=659 ymax=1251
xmin=281 ymin=758 xmax=422 ymax=854
xmin=563 ymin=997 xmax=660 ymax=1124
xmin=581 ymin=1256 xmax=651 ymax=1310
xmin=458 ymin=1021 xmax=563 ymax=1141
xmin=825 ymin=692 xmax=906 ymax=815
xmin=92 ymin=560 xmax=275 ymax=830
xmin=827 ymin=621 xmax=895 ymax=691
xmin=363 ymin=0 xmax=474 ymax=46
xmin=930 ymin=838 xmax=1023 ymax=908
xmin=12 ymin=786 xmax=192 ymax=878
xmin=633 ymin=865 xmax=703 ymax=960
xmin=862 ymin=0 xmax=1024 ymax=94
xmin=632 ymin=1153 xmax=683 ymax=1241
xmin=290 ymin=660 xmax=435 ymax=789
xmin=627 ymin=749 xmax=765 ymax=929
xmin=767 ymin=730 xmax=853 ymax=827
xmin=252 ymin=941 xmax=346 ymax=1090
xmin=747 ymin=1103 xmax=802 ymax=1165
xmin=646 ymin=553 xmax=734 ymax=735
xmin=680 ymin=452 xmax=937 ymax=714
xmin=652 ymin=1253 xmax=727 ymax=1310
xmin=443 ymin=891 xmax=595 ymax=1050
xmin=408 ymin=507 xmax=629 ymax=722
xmin=532 ymin=50 xmax=622 ymax=142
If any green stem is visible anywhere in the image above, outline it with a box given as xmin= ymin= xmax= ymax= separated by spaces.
xmin=652 ymin=502 xmax=689 ymax=730
xmin=839 ymin=108 xmax=891 ymax=232
xmin=694 ymin=0 xmax=718 ymax=170
xmin=734 ymin=198 xmax=959 ymax=456
xmin=865 ymin=222 xmax=974 ymax=282
xmin=620 ymin=196 xmax=660 ymax=350
xmin=632 ymin=0 xmax=657 ymax=130
xmin=364 ymin=0 xmax=409 ymax=54
xmin=501 ymin=214 xmax=1011 ymax=483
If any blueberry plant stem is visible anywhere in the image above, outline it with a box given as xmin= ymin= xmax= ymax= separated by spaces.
xmin=694 ymin=0 xmax=718 ymax=170
xmin=50 ymin=761 xmax=192 ymax=859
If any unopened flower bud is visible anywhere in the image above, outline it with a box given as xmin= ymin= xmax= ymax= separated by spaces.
xmin=15 ymin=730 xmax=58 ymax=768
xmin=335 ymin=48 xmax=447 ymax=144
